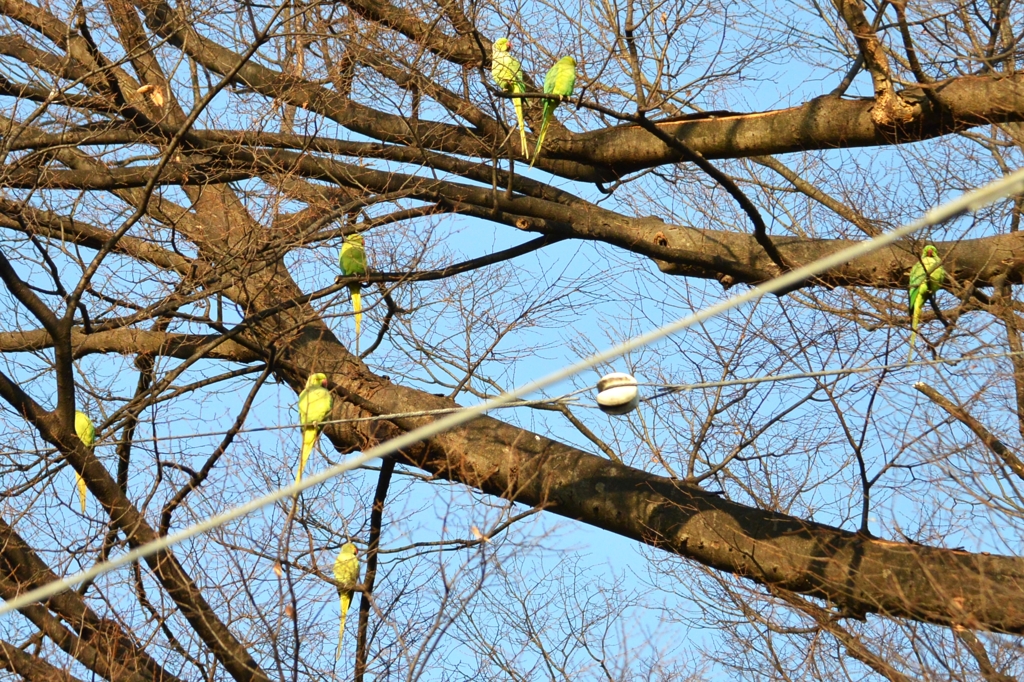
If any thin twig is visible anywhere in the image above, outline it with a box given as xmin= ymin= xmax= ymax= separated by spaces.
xmin=630 ymin=116 xmax=788 ymax=271
xmin=914 ymin=382 xmax=1024 ymax=484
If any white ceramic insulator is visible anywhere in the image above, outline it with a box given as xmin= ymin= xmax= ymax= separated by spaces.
xmin=596 ymin=372 xmax=640 ymax=415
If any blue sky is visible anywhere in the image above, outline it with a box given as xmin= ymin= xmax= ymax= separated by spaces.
xmin=3 ymin=0 xmax=1024 ymax=677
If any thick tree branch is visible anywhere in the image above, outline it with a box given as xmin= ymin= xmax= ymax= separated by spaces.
xmin=832 ymin=0 xmax=918 ymax=126
xmin=224 ymin=269 xmax=1024 ymax=636
xmin=396 ymin=410 xmax=1024 ymax=632
xmin=122 ymin=0 xmax=1024 ymax=182
xmin=562 ymin=75 xmax=1024 ymax=177
xmin=0 ymin=326 xmax=261 ymax=361
xmin=0 ymin=161 xmax=252 ymax=190
xmin=0 ymin=638 xmax=88 ymax=681
xmin=9 ymin=143 xmax=1024 ymax=292
xmin=330 ymin=0 xmax=483 ymax=65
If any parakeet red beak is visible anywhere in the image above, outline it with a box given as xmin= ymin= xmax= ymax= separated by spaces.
xmin=321 ymin=379 xmax=328 ymax=387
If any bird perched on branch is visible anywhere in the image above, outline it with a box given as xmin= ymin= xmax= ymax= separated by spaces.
xmin=296 ymin=373 xmax=332 ymax=483
xmin=333 ymin=542 xmax=360 ymax=660
xmin=531 ymin=55 xmax=576 ymax=168
xmin=491 ymin=37 xmax=529 ymax=157
xmin=340 ymin=234 xmax=368 ymax=345
xmin=907 ymin=244 xmax=945 ymax=358
xmin=73 ymin=411 xmax=95 ymax=513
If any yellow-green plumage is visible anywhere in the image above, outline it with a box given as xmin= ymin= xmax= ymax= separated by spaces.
xmin=907 ymin=244 xmax=945 ymax=358
xmin=340 ymin=234 xmax=368 ymax=340
xmin=74 ymin=411 xmax=95 ymax=513
xmin=333 ymin=542 xmax=360 ymax=660
xmin=297 ymin=373 xmax=333 ymax=483
xmin=491 ymin=38 xmax=529 ymax=157
xmin=531 ymin=55 xmax=577 ymax=168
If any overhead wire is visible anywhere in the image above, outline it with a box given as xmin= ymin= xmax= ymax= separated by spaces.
xmin=636 ymin=350 xmax=1024 ymax=403
xmin=2 ymin=349 xmax=1020 ymax=458
xmin=6 ymin=349 xmax=1024 ymax=460
xmin=2 ymin=165 xmax=1023 ymax=616
xmin=0 ymin=396 xmax=584 ymax=459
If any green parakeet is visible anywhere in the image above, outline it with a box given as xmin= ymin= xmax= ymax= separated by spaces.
xmin=73 ymin=411 xmax=95 ymax=513
xmin=333 ymin=542 xmax=360 ymax=660
xmin=491 ymin=37 xmax=529 ymax=157
xmin=296 ymin=373 xmax=333 ymax=484
xmin=531 ymin=55 xmax=577 ymax=168
xmin=907 ymin=244 xmax=945 ymax=356
xmin=340 ymin=234 xmax=368 ymax=341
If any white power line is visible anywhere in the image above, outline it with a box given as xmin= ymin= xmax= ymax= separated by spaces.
xmin=2 ymin=166 xmax=1022 ymax=616
xmin=7 ymin=350 xmax=1018 ymax=457
xmin=0 ymin=396 xmax=583 ymax=459
xmin=8 ymin=351 xmax=1022 ymax=459
xmin=640 ymin=351 xmax=1024 ymax=401
xmin=6 ymin=346 xmax=1015 ymax=456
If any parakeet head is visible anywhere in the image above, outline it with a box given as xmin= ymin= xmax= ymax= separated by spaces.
xmin=493 ymin=37 xmax=510 ymax=53
xmin=344 ymin=233 xmax=364 ymax=247
xmin=340 ymin=542 xmax=358 ymax=556
xmin=306 ymin=373 xmax=329 ymax=389
xmin=923 ymin=244 xmax=938 ymax=258
xmin=563 ymin=56 xmax=577 ymax=67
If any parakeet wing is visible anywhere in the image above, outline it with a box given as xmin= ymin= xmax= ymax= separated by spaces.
xmin=333 ymin=544 xmax=360 ymax=660
xmin=907 ymin=261 xmax=926 ymax=315
xmin=75 ymin=411 xmax=96 ymax=447
xmin=543 ymin=61 xmax=560 ymax=93
xmin=491 ymin=41 xmax=530 ymax=156
xmin=333 ymin=544 xmax=360 ymax=586
xmin=340 ymin=235 xmax=367 ymax=340
xmin=73 ymin=411 xmax=95 ymax=512
xmin=908 ymin=247 xmax=945 ymax=314
xmin=491 ymin=40 xmax=519 ymax=87
xmin=296 ymin=375 xmax=333 ymax=483
xmin=299 ymin=386 xmax=333 ymax=425
xmin=907 ymin=246 xmax=945 ymax=359
xmin=532 ymin=57 xmax=576 ymax=167
xmin=340 ymin=236 xmax=367 ymax=276
xmin=924 ymin=255 xmax=945 ymax=294
xmin=550 ymin=57 xmax=576 ymax=96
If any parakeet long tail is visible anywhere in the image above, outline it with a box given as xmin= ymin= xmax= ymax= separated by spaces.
xmin=75 ymin=472 xmax=87 ymax=513
xmin=908 ymin=287 xmax=925 ymax=360
xmin=349 ymin=284 xmax=362 ymax=339
xmin=530 ymin=102 xmax=555 ymax=168
xmin=336 ymin=592 xmax=352 ymax=660
xmin=296 ymin=426 xmax=319 ymax=484
xmin=513 ymin=82 xmax=528 ymax=157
